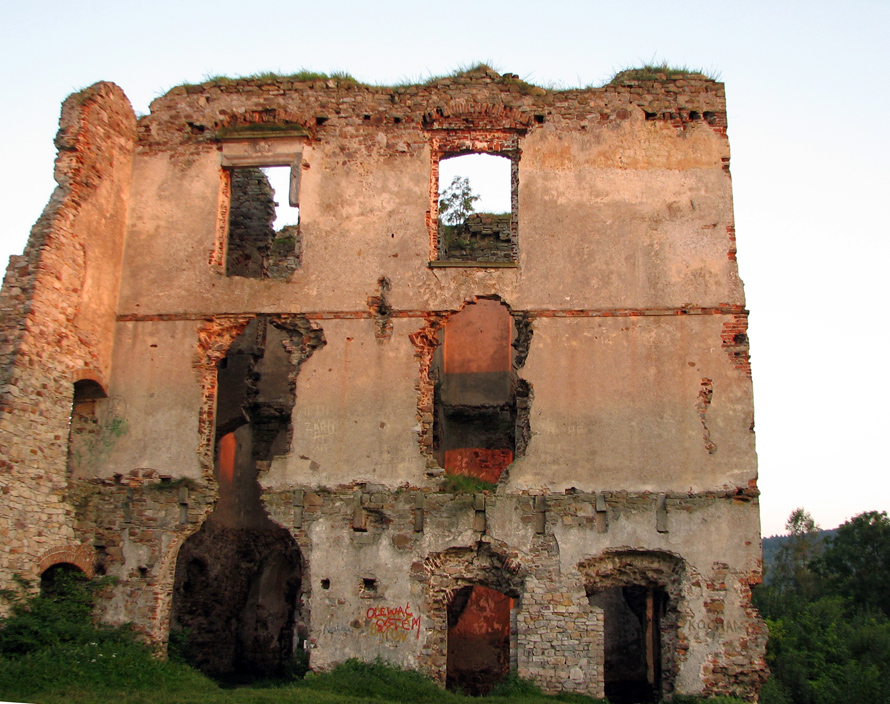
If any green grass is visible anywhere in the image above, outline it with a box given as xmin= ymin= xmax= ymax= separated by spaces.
xmin=441 ymin=472 xmax=497 ymax=494
xmin=608 ymin=61 xmax=717 ymax=84
xmin=165 ymin=61 xmax=720 ymax=97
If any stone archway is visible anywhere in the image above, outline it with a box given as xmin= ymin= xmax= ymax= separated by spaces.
xmin=36 ymin=544 xmax=96 ymax=580
xmin=579 ymin=550 xmax=686 ymax=704
xmin=421 ymin=541 xmax=526 ymax=693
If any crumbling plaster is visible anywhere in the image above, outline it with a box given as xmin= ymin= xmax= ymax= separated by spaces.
xmin=0 ymin=68 xmax=766 ymax=700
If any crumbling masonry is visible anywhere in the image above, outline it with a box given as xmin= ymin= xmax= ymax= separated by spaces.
xmin=0 ymin=66 xmax=767 ymax=701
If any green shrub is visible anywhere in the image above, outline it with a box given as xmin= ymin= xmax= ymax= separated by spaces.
xmin=442 ymin=473 xmax=496 ymax=494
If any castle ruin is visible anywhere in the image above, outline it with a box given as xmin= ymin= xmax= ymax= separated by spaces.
xmin=0 ymin=66 xmax=766 ymax=701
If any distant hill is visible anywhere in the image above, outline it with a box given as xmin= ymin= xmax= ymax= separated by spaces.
xmin=761 ymin=528 xmax=838 ymax=583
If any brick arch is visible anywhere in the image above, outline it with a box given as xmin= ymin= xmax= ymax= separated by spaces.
xmin=71 ymin=367 xmax=108 ymax=393
xmin=36 ymin=543 xmax=96 ymax=579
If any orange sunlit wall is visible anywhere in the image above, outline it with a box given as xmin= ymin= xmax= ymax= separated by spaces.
xmin=443 ymin=299 xmax=512 ymax=377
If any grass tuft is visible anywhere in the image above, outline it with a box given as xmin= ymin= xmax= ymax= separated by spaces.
xmin=441 ymin=473 xmax=497 ymax=494
xmin=609 ymin=61 xmax=718 ymax=84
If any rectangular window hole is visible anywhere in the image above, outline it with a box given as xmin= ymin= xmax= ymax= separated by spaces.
xmin=437 ymin=152 xmax=516 ymax=264
xmin=361 ymin=578 xmax=378 ymax=594
xmin=226 ymin=166 xmax=301 ymax=280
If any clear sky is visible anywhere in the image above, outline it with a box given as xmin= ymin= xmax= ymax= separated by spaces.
xmin=1 ymin=0 xmax=887 ymax=537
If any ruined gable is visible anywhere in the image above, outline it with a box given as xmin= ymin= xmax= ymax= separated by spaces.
xmin=0 ymin=65 xmax=766 ymax=701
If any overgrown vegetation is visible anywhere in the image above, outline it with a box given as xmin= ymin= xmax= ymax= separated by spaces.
xmin=169 ymin=61 xmax=718 ymax=97
xmin=441 ymin=472 xmax=496 ymax=494
xmin=608 ymin=62 xmax=715 ymax=84
xmin=754 ymin=509 xmax=890 ymax=704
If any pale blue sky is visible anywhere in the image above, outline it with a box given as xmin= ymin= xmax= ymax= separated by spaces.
xmin=1 ymin=0 xmax=887 ymax=536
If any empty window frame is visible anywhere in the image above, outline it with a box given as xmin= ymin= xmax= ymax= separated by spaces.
xmin=429 ymin=137 xmax=520 ymax=266
xmin=225 ymin=165 xmax=301 ymax=279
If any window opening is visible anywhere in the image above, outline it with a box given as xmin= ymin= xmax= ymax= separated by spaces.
xmin=433 ymin=299 xmax=516 ymax=482
xmin=588 ymin=585 xmax=667 ymax=704
xmin=67 ymin=379 xmax=107 ymax=477
xmin=437 ymin=153 xmax=515 ymax=263
xmin=446 ymin=585 xmax=513 ymax=695
xmin=226 ymin=165 xmax=301 ymax=280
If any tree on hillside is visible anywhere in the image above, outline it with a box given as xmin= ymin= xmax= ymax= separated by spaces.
xmin=756 ymin=509 xmax=890 ymax=704
xmin=815 ymin=510 xmax=890 ymax=616
xmin=771 ymin=508 xmax=825 ymax=600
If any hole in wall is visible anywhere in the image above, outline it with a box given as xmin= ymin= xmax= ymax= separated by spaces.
xmin=430 ymin=299 xmax=531 ymax=483
xmin=67 ymin=379 xmax=108 ymax=477
xmin=170 ymin=316 xmax=324 ymax=681
xmin=321 ymin=579 xmax=331 ymax=590
xmin=437 ymin=153 xmax=515 ymax=263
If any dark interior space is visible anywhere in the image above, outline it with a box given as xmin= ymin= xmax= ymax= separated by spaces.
xmin=588 ymin=584 xmax=667 ymax=704
xmin=170 ymin=316 xmax=322 ymax=680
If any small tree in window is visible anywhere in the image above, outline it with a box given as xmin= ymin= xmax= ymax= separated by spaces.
xmin=439 ymin=176 xmax=479 ymax=227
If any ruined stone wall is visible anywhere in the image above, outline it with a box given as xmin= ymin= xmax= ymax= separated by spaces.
xmin=62 ymin=474 xmax=764 ymax=697
xmin=0 ymin=68 xmax=765 ymax=699
xmin=0 ymin=83 xmax=136 ymax=601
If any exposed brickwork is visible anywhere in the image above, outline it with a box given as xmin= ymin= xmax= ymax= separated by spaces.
xmin=141 ymin=69 xmax=728 ymax=159
xmin=68 ymin=468 xmax=215 ymax=641
xmin=721 ymin=314 xmax=752 ymax=378
xmin=193 ymin=316 xmax=253 ymax=478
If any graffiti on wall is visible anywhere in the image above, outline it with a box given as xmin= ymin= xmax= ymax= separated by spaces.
xmin=366 ymin=603 xmax=421 ymax=643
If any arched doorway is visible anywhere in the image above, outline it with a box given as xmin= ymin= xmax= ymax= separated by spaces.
xmin=39 ymin=562 xmax=88 ymax=596
xmin=423 ymin=542 xmax=525 ymax=693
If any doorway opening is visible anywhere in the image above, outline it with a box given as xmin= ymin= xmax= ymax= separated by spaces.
xmin=446 ymin=584 xmax=513 ymax=695
xmin=580 ymin=551 xmax=684 ymax=703
xmin=589 ymin=584 xmax=668 ymax=704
